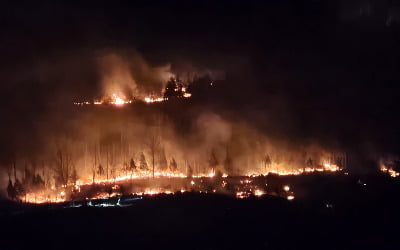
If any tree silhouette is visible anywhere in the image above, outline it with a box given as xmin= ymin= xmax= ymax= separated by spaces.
xmin=209 ymin=150 xmax=219 ymax=174
xmin=187 ymin=165 xmax=193 ymax=179
xmin=164 ymin=77 xmax=184 ymax=99
xmin=139 ymin=152 xmax=149 ymax=171
xmin=7 ymin=175 xmax=16 ymax=200
xmin=14 ymin=178 xmax=25 ymax=198
xmin=306 ymin=158 xmax=313 ymax=167
xmin=97 ymin=164 xmax=105 ymax=176
xmin=31 ymin=174 xmax=45 ymax=192
xmin=91 ymin=143 xmax=98 ymax=184
xmin=129 ymin=158 xmax=137 ymax=171
xmin=23 ymin=164 xmax=33 ymax=187
xmin=71 ymin=167 xmax=78 ymax=185
xmin=169 ymin=158 xmax=178 ymax=172
xmin=145 ymin=134 xmax=160 ymax=178
xmin=264 ymin=154 xmax=271 ymax=171
xmin=224 ymin=149 xmax=232 ymax=176
xmin=54 ymin=151 xmax=64 ymax=187
xmin=158 ymin=147 xmax=168 ymax=171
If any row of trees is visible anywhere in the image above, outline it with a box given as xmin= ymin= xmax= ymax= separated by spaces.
xmin=7 ymin=161 xmax=45 ymax=201
xmin=89 ymin=135 xmax=181 ymax=182
xmin=261 ymin=152 xmax=347 ymax=172
xmin=163 ymin=75 xmax=214 ymax=100
xmin=6 ymin=130 xmax=348 ymax=201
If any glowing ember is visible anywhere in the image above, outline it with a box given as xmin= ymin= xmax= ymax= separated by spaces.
xmin=236 ymin=191 xmax=251 ymax=199
xmin=260 ymin=163 xmax=341 ymax=176
xmin=144 ymin=96 xmax=164 ymax=103
xmin=18 ymin=155 xmax=343 ymax=204
xmin=112 ymin=94 xmax=126 ymax=105
xmin=74 ymin=84 xmax=191 ymax=106
xmin=254 ymin=189 xmax=265 ymax=197
xmin=380 ymin=165 xmax=400 ymax=178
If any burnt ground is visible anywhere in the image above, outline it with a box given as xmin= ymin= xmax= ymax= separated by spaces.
xmin=0 ymin=174 xmax=400 ymax=250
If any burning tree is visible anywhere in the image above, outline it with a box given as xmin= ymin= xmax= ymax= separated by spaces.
xmin=54 ymin=150 xmax=72 ymax=187
xmin=164 ymin=77 xmax=184 ymax=99
xmin=209 ymin=150 xmax=219 ymax=174
xmin=139 ymin=152 xmax=149 ymax=171
xmin=306 ymin=157 xmax=314 ymax=167
xmin=224 ymin=149 xmax=232 ymax=176
xmin=129 ymin=158 xmax=137 ymax=171
xmin=128 ymin=158 xmax=137 ymax=179
xmin=23 ymin=164 xmax=33 ymax=187
xmin=145 ymin=133 xmax=161 ymax=178
xmin=10 ymin=161 xmax=46 ymax=198
xmin=169 ymin=158 xmax=178 ymax=172
xmin=10 ymin=160 xmax=25 ymax=199
xmin=31 ymin=173 xmax=45 ymax=192
xmin=7 ymin=174 xmax=16 ymax=200
xmin=91 ymin=146 xmax=97 ymax=184
xmin=264 ymin=154 xmax=272 ymax=172
xmin=157 ymin=147 xmax=168 ymax=171
xmin=14 ymin=178 xmax=25 ymax=198
xmin=97 ymin=164 xmax=105 ymax=177
xmin=71 ymin=167 xmax=78 ymax=185
xmin=187 ymin=165 xmax=193 ymax=179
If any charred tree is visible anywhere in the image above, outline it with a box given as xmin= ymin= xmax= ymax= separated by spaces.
xmin=139 ymin=152 xmax=149 ymax=171
xmin=264 ymin=154 xmax=272 ymax=172
xmin=169 ymin=158 xmax=178 ymax=172
xmin=209 ymin=150 xmax=219 ymax=175
xmin=7 ymin=172 xmax=16 ymax=200
xmin=54 ymin=150 xmax=72 ymax=187
xmin=224 ymin=150 xmax=233 ymax=176
xmin=158 ymin=147 xmax=168 ymax=171
xmin=145 ymin=134 xmax=160 ymax=178
xmin=130 ymin=158 xmax=137 ymax=171
xmin=164 ymin=77 xmax=184 ymax=100
xmin=187 ymin=165 xmax=193 ymax=179
xmin=71 ymin=167 xmax=78 ymax=186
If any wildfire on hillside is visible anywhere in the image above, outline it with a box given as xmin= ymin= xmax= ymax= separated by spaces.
xmin=74 ymin=77 xmax=192 ymax=106
xmin=7 ymin=73 xmax=348 ymax=205
xmin=18 ymin=162 xmax=342 ymax=204
xmin=74 ymin=92 xmax=191 ymax=106
xmin=75 ymin=93 xmax=134 ymax=106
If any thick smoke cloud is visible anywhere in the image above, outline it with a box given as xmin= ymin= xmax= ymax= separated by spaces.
xmin=97 ymin=51 xmax=173 ymax=98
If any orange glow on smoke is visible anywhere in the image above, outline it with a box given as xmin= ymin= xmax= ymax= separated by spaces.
xmin=21 ymin=163 xmax=341 ymax=204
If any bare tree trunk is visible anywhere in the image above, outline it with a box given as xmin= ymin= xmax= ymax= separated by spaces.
xmin=152 ymin=149 xmax=155 ymax=179
xmin=106 ymin=148 xmax=109 ymax=180
xmin=93 ymin=143 xmax=97 ymax=184
xmin=84 ymin=142 xmax=87 ymax=173
xmin=146 ymin=133 xmax=160 ymax=179
xmin=13 ymin=159 xmax=17 ymax=183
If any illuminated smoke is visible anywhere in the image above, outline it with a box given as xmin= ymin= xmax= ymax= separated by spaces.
xmin=97 ymin=51 xmax=174 ymax=99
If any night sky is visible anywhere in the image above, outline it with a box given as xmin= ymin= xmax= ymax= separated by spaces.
xmin=1 ymin=0 xmax=400 ymax=171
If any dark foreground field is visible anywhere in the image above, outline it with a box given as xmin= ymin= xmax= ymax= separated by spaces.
xmin=1 ymin=174 xmax=400 ymax=250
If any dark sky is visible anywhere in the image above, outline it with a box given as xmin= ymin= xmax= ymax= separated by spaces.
xmin=1 ymin=0 xmax=400 ymax=169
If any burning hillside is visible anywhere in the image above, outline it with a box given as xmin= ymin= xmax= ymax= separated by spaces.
xmin=9 ymin=150 xmax=343 ymax=204
xmin=5 ymin=73 xmax=349 ymax=204
xmin=74 ymin=77 xmax=192 ymax=106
